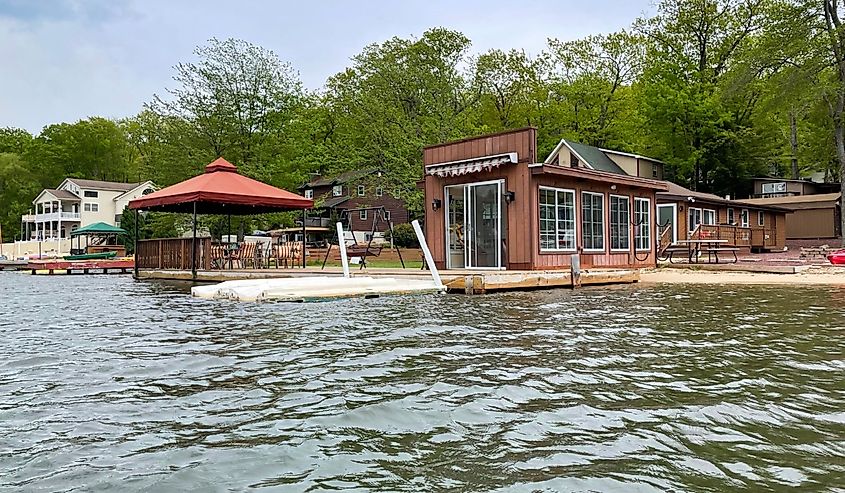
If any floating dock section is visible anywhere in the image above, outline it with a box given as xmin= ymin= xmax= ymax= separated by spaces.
xmin=192 ymin=276 xmax=444 ymax=302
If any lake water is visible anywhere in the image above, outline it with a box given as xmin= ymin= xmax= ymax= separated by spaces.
xmin=1 ymin=273 xmax=843 ymax=492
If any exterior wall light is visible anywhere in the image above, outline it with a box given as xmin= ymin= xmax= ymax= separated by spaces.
xmin=504 ymin=191 xmax=516 ymax=203
xmin=432 ymin=198 xmax=442 ymax=210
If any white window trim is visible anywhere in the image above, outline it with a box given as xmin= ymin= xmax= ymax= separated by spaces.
xmin=609 ymin=194 xmax=631 ymax=252
xmin=375 ymin=187 xmax=383 ymax=197
xmin=539 ymin=186 xmax=577 ymax=252
xmin=741 ymin=209 xmax=750 ymax=228
xmin=703 ymin=208 xmax=716 ymax=226
xmin=357 ymin=185 xmax=365 ymax=196
xmin=332 ymin=185 xmax=343 ymax=197
xmin=359 ymin=209 xmax=367 ymax=220
xmin=634 ymin=197 xmax=651 ymax=252
xmin=582 ymin=191 xmax=606 ymax=252
xmin=688 ymin=207 xmax=702 ymax=234
xmin=304 ymin=189 xmax=313 ymax=199
xmin=383 ymin=210 xmax=391 ymax=221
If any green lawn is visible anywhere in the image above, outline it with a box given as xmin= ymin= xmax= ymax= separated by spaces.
xmin=306 ymin=259 xmax=423 ymax=269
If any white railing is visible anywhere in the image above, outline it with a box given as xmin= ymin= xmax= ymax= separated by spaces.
xmin=21 ymin=214 xmax=35 ymax=222
xmin=34 ymin=212 xmax=81 ymax=222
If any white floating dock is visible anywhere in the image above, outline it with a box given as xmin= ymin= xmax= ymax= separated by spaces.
xmin=191 ymin=276 xmax=445 ymax=302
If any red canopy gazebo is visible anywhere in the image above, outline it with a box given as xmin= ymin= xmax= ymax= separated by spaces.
xmin=129 ymin=157 xmax=313 ymax=278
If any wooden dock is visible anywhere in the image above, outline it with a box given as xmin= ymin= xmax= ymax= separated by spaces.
xmin=29 ymin=259 xmax=135 ymax=276
xmin=135 ymin=267 xmax=639 ymax=294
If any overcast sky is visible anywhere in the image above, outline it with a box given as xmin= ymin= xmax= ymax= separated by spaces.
xmin=0 ymin=0 xmax=653 ymax=133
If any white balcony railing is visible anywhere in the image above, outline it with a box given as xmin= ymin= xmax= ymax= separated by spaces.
xmin=21 ymin=214 xmax=35 ymax=222
xmin=33 ymin=212 xmax=81 ymax=222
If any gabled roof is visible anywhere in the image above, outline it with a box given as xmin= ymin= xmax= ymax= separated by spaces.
xmin=70 ymin=222 xmax=127 ymax=236
xmin=64 ymin=178 xmax=142 ymax=192
xmin=113 ymin=181 xmax=156 ymax=201
xmin=301 ymin=168 xmax=381 ymax=189
xmin=545 ymin=139 xmax=626 ymax=174
xmin=33 ymin=189 xmax=81 ymax=203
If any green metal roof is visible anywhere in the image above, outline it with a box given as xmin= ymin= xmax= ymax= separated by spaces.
xmin=564 ymin=140 xmax=627 ymax=175
xmin=71 ymin=222 xmax=127 ymax=236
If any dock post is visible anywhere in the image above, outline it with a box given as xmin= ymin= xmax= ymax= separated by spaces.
xmin=336 ymin=222 xmax=350 ymax=278
xmin=570 ymin=254 xmax=581 ymax=288
xmin=411 ymin=220 xmax=443 ymax=288
xmin=464 ymin=275 xmax=474 ymax=295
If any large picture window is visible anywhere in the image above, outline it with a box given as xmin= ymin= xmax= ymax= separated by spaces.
xmin=539 ymin=187 xmax=576 ymax=251
xmin=582 ymin=192 xmax=605 ymax=251
xmin=610 ymin=195 xmax=630 ymax=251
xmin=634 ymin=198 xmax=651 ymax=251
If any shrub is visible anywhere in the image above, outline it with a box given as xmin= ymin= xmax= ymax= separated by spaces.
xmin=386 ymin=223 xmax=419 ymax=248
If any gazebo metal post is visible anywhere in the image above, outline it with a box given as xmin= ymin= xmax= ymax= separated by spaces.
xmin=191 ymin=201 xmax=197 ymax=280
xmin=227 ymin=212 xmax=232 ymax=269
xmin=133 ymin=209 xmax=139 ymax=279
xmin=301 ymin=208 xmax=307 ymax=268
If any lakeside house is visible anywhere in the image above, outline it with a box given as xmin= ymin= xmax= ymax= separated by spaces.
xmin=21 ymin=178 xmax=155 ymax=241
xmin=546 ymin=139 xmax=788 ymax=253
xmin=421 ymin=128 xmax=790 ymax=271
xmin=422 ymin=128 xmax=667 ymax=270
xmin=298 ymin=168 xmax=409 ymax=243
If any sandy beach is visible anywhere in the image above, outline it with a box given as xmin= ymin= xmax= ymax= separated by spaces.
xmin=641 ymin=265 xmax=845 ymax=285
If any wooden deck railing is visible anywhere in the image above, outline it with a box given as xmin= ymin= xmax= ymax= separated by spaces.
xmin=693 ymin=224 xmax=777 ymax=249
xmin=136 ymin=237 xmax=212 ymax=270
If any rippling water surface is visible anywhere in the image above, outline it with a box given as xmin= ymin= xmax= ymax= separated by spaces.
xmin=1 ymin=273 xmax=843 ymax=492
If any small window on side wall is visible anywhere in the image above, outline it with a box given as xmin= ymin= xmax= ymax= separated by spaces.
xmin=304 ymin=189 xmax=313 ymax=199
xmin=83 ymin=190 xmax=98 ymax=198
xmin=758 ymin=211 xmax=764 ymax=226
xmin=332 ymin=185 xmax=342 ymax=197
xmin=359 ymin=209 xmax=367 ymax=220
xmin=357 ymin=185 xmax=365 ymax=196
xmin=376 ymin=187 xmax=383 ymax=197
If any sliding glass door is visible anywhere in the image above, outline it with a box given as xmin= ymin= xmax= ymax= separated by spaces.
xmin=445 ymin=181 xmax=503 ymax=269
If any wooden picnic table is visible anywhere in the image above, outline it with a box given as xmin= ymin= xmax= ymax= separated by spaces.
xmin=663 ymin=239 xmax=739 ymax=264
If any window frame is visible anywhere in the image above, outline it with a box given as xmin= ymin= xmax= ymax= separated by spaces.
xmin=375 ymin=187 xmax=383 ymax=197
xmin=304 ymin=189 xmax=313 ymax=199
xmin=357 ymin=185 xmax=365 ymax=197
xmin=83 ymin=190 xmax=98 ymax=198
xmin=634 ymin=197 xmax=651 ymax=252
xmin=727 ymin=207 xmax=735 ymax=225
xmin=332 ymin=185 xmax=343 ymax=197
xmin=741 ymin=209 xmax=750 ymax=228
xmin=702 ymin=208 xmax=716 ymax=226
xmin=757 ymin=211 xmax=764 ymax=226
xmin=609 ymin=194 xmax=631 ymax=252
xmin=688 ymin=207 xmax=702 ymax=234
xmin=581 ymin=191 xmax=606 ymax=252
xmin=539 ymin=186 xmax=577 ymax=252
xmin=359 ymin=209 xmax=367 ymax=221
xmin=383 ymin=210 xmax=391 ymax=221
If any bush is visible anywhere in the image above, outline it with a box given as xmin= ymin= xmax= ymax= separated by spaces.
xmin=386 ymin=223 xmax=419 ymax=248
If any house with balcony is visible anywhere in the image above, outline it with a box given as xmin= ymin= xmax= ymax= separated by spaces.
xmin=298 ymin=168 xmax=409 ymax=243
xmin=21 ymin=178 xmax=155 ymax=241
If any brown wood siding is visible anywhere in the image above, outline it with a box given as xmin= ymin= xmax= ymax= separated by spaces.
xmin=423 ymin=128 xmax=537 ymax=167
xmin=423 ymin=128 xmax=536 ymax=270
xmin=785 ymin=208 xmax=837 ymax=239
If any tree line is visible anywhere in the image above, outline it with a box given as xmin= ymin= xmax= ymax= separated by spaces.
xmin=2 ymin=0 xmax=845 ymax=242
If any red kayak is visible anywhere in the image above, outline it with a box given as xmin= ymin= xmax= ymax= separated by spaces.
xmin=828 ymin=249 xmax=845 ymax=265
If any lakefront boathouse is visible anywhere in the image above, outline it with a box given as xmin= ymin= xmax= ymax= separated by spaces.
xmin=422 ymin=128 xmax=668 ymax=271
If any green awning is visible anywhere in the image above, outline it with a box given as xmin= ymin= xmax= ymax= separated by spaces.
xmin=70 ymin=222 xmax=128 ymax=236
